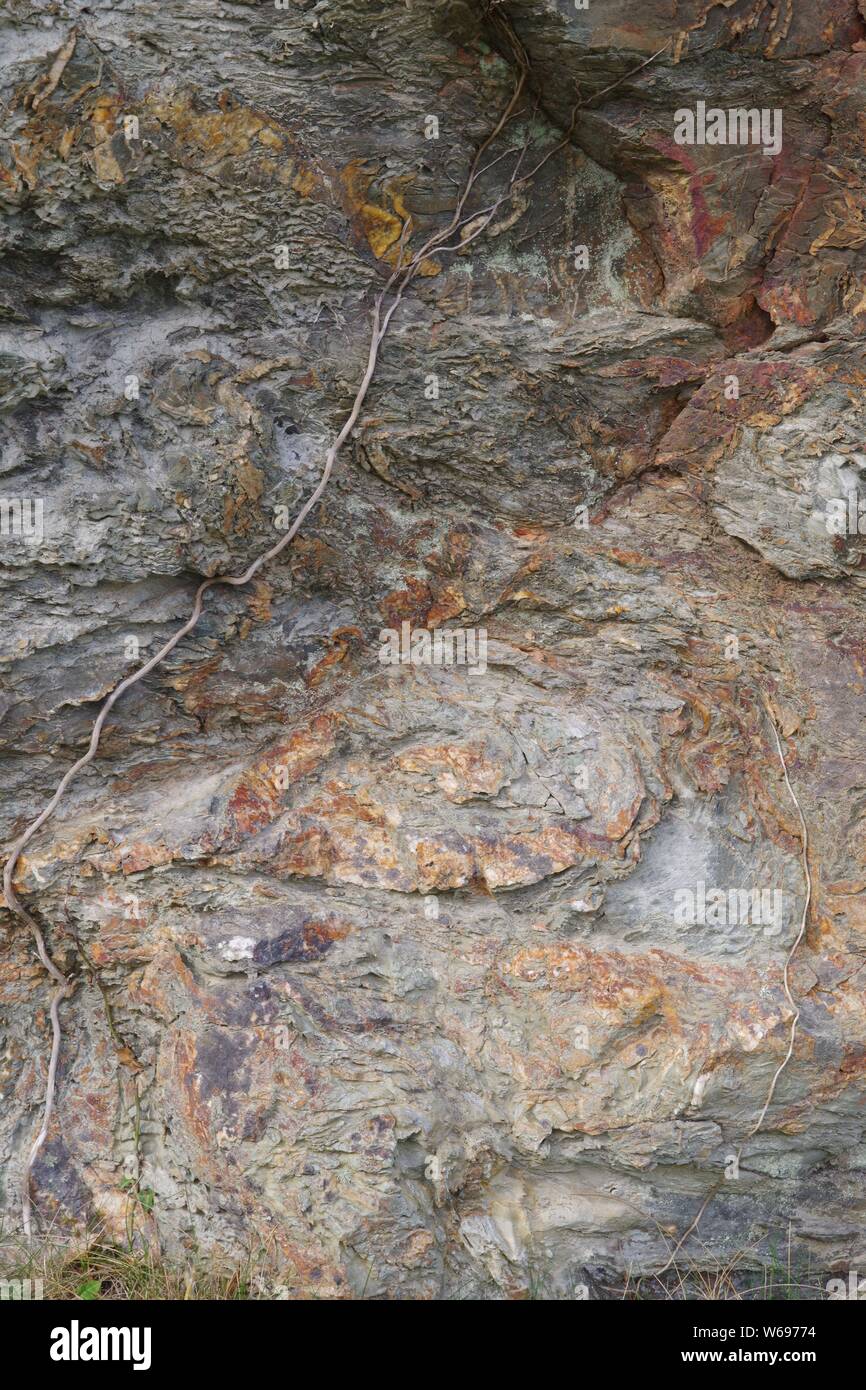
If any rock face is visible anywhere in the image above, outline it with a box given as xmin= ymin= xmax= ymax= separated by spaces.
xmin=1 ymin=0 xmax=866 ymax=1299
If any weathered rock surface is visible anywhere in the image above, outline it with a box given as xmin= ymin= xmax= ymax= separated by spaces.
xmin=1 ymin=0 xmax=866 ymax=1298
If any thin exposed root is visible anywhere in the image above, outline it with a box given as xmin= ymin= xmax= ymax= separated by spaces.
xmin=744 ymin=698 xmax=811 ymax=1139
xmin=656 ymin=695 xmax=811 ymax=1277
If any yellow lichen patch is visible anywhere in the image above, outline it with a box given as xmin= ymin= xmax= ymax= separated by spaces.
xmin=90 ymin=94 xmax=119 ymax=136
xmin=361 ymin=199 xmax=404 ymax=258
xmin=340 ymin=161 xmax=440 ymax=274
xmin=342 ymin=161 xmax=404 ymax=258
xmin=256 ymin=125 xmax=283 ymax=150
xmin=291 ymin=166 xmax=318 ymax=196
xmin=145 ymin=92 xmax=320 ymax=203
xmin=147 ymin=95 xmax=266 ymax=162
xmin=389 ymin=179 xmax=413 ymax=224
xmin=386 ymin=176 xmax=441 ymax=275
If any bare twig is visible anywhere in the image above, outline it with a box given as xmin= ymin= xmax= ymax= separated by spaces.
xmin=581 ymin=42 xmax=672 ymax=109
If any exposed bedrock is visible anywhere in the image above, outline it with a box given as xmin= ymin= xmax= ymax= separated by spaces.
xmin=1 ymin=0 xmax=865 ymax=1297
